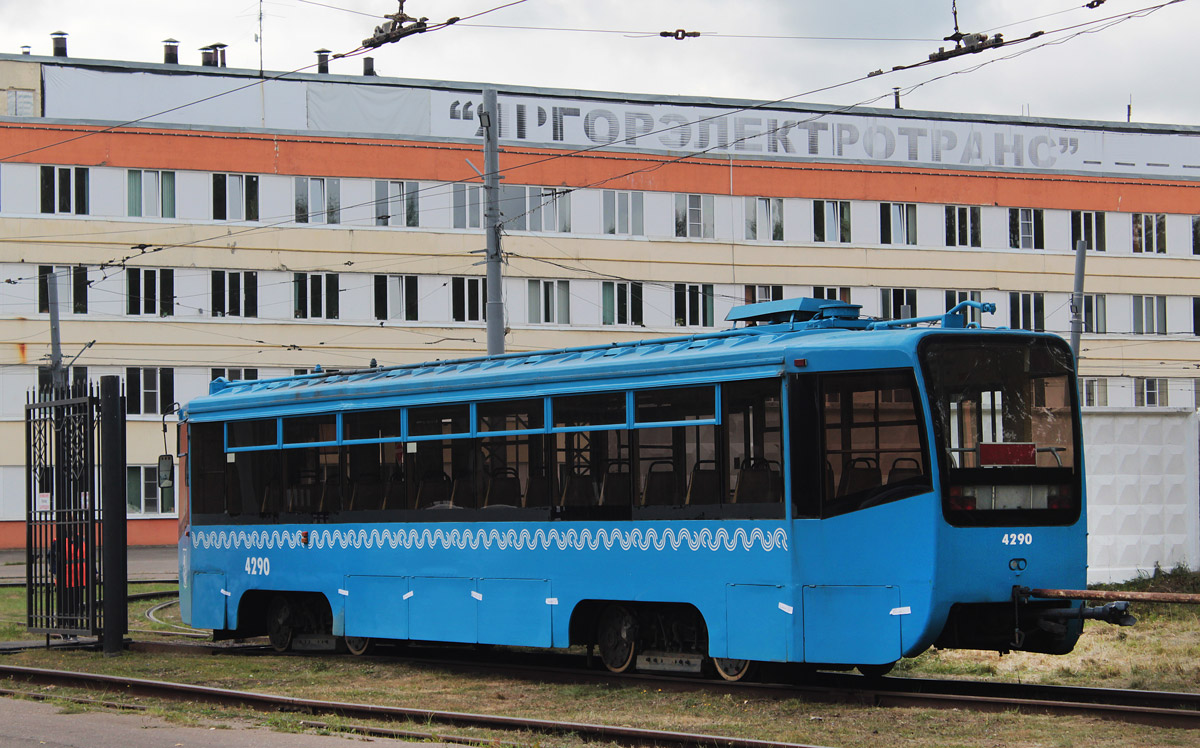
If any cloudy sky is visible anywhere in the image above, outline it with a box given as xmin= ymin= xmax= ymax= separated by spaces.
xmin=0 ymin=0 xmax=1193 ymax=126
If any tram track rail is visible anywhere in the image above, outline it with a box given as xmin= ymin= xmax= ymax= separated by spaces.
xmin=118 ymin=638 xmax=1200 ymax=730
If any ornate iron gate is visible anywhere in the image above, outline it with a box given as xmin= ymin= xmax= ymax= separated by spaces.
xmin=25 ymin=385 xmax=103 ymax=636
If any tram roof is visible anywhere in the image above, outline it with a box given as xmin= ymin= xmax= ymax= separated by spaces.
xmin=182 ymin=299 xmax=1031 ymax=421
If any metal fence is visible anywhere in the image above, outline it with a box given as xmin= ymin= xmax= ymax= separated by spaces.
xmin=25 ymin=384 xmax=103 ymax=636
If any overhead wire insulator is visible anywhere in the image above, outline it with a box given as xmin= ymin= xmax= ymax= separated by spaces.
xmin=659 ymin=29 xmax=701 ymax=40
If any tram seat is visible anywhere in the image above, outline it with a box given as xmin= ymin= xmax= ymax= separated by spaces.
xmin=733 ymin=459 xmax=775 ymax=503
xmin=641 ymin=461 xmax=676 ymax=506
xmin=824 ymin=460 xmax=835 ymax=498
xmin=887 ymin=457 xmax=923 ymax=484
xmin=484 ymin=468 xmax=522 ymax=508
xmin=686 ymin=460 xmax=721 ymax=505
xmin=601 ymin=462 xmax=632 ymax=506
xmin=450 ymin=476 xmax=476 ymax=508
xmin=416 ymin=471 xmax=452 ymax=508
xmin=561 ymin=472 xmax=595 ymax=506
xmin=840 ymin=457 xmax=881 ymax=496
xmin=523 ymin=475 xmax=550 ymax=507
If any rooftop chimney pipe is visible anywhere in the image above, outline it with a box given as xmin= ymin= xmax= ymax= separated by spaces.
xmin=163 ymin=38 xmax=179 ymax=65
xmin=200 ymin=45 xmax=215 ymax=66
xmin=20 ymin=46 xmax=31 ymax=55
xmin=213 ymin=43 xmax=227 ymax=67
xmin=315 ymin=48 xmax=330 ymax=74
xmin=363 ymin=56 xmax=376 ymax=76
xmin=50 ymin=31 xmax=67 ymax=58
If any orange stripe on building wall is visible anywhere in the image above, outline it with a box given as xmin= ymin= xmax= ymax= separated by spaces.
xmin=2 ymin=122 xmax=1197 ymax=213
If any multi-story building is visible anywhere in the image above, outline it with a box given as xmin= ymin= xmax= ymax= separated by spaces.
xmin=0 ymin=38 xmax=1196 ymax=578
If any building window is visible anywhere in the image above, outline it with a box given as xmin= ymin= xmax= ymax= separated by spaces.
xmin=451 ymin=277 xmax=486 ymax=322
xmin=945 ymin=289 xmax=982 ymax=325
xmin=211 ymin=271 xmax=258 ymax=318
xmin=126 ymin=268 xmax=174 ymax=317
xmin=1195 ymin=297 xmax=1200 ymax=336
xmin=814 ymin=200 xmax=851 ymax=243
xmin=813 ymin=286 xmax=851 ymax=303
xmin=880 ymin=288 xmax=917 ymax=320
xmin=452 ymin=184 xmax=483 ymax=229
xmin=293 ymin=273 xmax=340 ymax=319
xmin=374 ymin=180 xmax=420 ymax=227
xmin=880 ymin=202 xmax=917 ymax=245
xmin=604 ymin=190 xmax=644 ymax=235
xmin=40 ymin=166 xmax=88 ymax=215
xmin=1009 ymin=292 xmax=1045 ymax=331
xmin=1071 ymin=210 xmax=1105 ymax=251
xmin=126 ymin=367 xmax=174 ymax=416
xmin=1008 ymin=208 xmax=1044 ymax=249
xmin=1134 ymin=377 xmax=1169 ymax=407
xmin=602 ymin=281 xmax=643 ymax=325
xmin=212 ymin=368 xmax=258 ymax=381
xmin=38 ymin=265 xmax=88 ymax=314
xmin=127 ymin=170 xmax=176 ymax=218
xmin=516 ymin=187 xmax=571 ymax=233
xmin=127 ymin=465 xmax=174 ymax=515
xmin=1192 ymin=216 xmax=1200 ymax=255
xmin=1084 ymin=293 xmax=1106 ymax=334
xmin=745 ymin=197 xmax=784 ymax=241
xmin=674 ymin=283 xmax=714 ymax=327
xmin=6 ymin=89 xmax=34 ymax=117
xmin=374 ymin=274 xmax=418 ymax=321
xmin=528 ymin=279 xmax=570 ymax=324
xmin=295 ymin=177 xmax=340 ymax=224
xmin=212 ymin=173 xmax=259 ymax=221
xmin=1132 ymin=213 xmax=1166 ymax=254
xmin=675 ymin=194 xmax=715 ymax=238
xmin=1132 ymin=295 xmax=1167 ymax=334
xmin=945 ymin=206 xmax=981 ymax=247
xmin=1080 ymin=377 xmax=1108 ymax=407
xmin=745 ymin=285 xmax=783 ymax=304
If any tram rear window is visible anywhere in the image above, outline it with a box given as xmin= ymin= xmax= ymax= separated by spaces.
xmin=920 ymin=335 xmax=1081 ymax=527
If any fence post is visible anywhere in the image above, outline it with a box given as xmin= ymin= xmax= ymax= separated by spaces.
xmin=101 ymin=376 xmax=126 ymax=655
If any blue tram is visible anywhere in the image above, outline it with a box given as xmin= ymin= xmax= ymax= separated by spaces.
xmin=178 ymin=298 xmax=1093 ymax=677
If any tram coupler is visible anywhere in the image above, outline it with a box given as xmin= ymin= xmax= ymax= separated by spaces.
xmin=1038 ymin=600 xmax=1137 ymax=627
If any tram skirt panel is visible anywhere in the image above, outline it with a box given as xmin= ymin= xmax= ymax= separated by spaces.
xmin=802 ymin=585 xmax=902 ymax=665
xmin=725 ymin=584 xmax=791 ymax=661
xmin=190 ymin=572 xmax=227 ymax=630
xmin=343 ymin=576 xmax=410 ymax=640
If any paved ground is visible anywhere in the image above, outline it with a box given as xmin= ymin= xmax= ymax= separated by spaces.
xmin=0 ymin=545 xmax=178 ymax=584
xmin=0 ymin=696 xmax=453 ymax=747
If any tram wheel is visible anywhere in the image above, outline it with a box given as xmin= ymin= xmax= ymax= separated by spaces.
xmin=267 ymin=595 xmax=294 ymax=653
xmin=597 ymin=604 xmax=638 ymax=673
xmin=711 ymin=657 xmax=755 ymax=682
xmin=344 ymin=636 xmax=372 ymax=656
xmin=857 ymin=662 xmax=895 ymax=678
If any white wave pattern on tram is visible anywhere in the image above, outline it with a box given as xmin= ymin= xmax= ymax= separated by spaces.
xmin=191 ymin=526 xmax=788 ymax=553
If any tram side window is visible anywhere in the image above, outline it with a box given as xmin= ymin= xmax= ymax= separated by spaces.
xmin=343 ymin=409 xmax=404 ymax=513
xmin=635 ymin=387 xmax=718 ymax=510
xmin=408 ymin=404 xmax=472 ymax=509
xmin=552 ymin=393 xmax=626 ymax=514
xmin=229 ymin=449 xmax=282 ymax=517
xmin=190 ymin=422 xmax=227 ymax=517
xmin=820 ymin=370 xmax=930 ymax=518
xmin=477 ymin=399 xmax=547 ymax=511
xmin=723 ymin=380 xmax=784 ymax=508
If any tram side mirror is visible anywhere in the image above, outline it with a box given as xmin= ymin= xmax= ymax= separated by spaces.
xmin=157 ymin=454 xmax=174 ymax=489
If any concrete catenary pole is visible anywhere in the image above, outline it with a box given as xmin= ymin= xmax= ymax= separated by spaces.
xmin=482 ymin=88 xmax=504 ymax=356
xmin=1069 ymin=238 xmax=1087 ymax=364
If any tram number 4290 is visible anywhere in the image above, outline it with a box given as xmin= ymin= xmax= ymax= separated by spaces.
xmin=244 ymin=556 xmax=271 ymax=576
xmin=1001 ymin=533 xmax=1033 ymax=546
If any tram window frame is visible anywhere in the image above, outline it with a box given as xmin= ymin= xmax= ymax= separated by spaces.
xmin=226 ymin=418 xmax=279 ymax=450
xmin=790 ymin=369 xmax=931 ymax=520
xmin=343 ymin=409 xmax=403 ymax=443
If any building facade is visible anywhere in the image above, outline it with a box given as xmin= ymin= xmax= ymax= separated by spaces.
xmin=1 ymin=41 xmax=1198 ymax=570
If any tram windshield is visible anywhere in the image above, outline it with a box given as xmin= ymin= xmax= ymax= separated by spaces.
xmin=920 ymin=335 xmax=1081 ymax=526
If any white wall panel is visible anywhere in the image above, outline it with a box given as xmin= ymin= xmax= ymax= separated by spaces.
xmin=1084 ymin=409 xmax=1200 ymax=583
xmin=0 ymin=163 xmax=37 ymax=214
